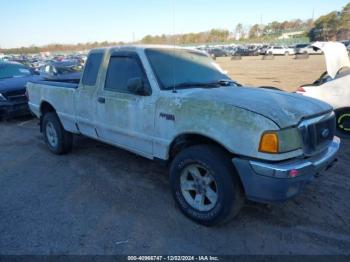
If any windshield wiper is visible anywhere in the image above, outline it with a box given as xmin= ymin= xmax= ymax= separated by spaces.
xmin=210 ymin=79 xmax=242 ymax=87
xmin=167 ymin=81 xmax=221 ymax=90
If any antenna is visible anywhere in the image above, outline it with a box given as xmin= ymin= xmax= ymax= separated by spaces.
xmin=172 ymin=0 xmax=177 ymax=93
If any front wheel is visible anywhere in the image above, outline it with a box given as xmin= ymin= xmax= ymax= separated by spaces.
xmin=335 ymin=109 xmax=350 ymax=138
xmin=42 ymin=112 xmax=73 ymax=154
xmin=170 ymin=145 xmax=244 ymax=226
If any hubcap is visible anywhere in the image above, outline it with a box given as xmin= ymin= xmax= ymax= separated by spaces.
xmin=180 ymin=164 xmax=218 ymax=212
xmin=46 ymin=122 xmax=58 ymax=148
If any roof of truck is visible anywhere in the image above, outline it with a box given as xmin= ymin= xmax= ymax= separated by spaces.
xmin=89 ymin=44 xmax=201 ymax=53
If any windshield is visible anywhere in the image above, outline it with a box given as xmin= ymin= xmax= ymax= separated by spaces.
xmin=0 ymin=63 xmax=33 ymax=79
xmin=146 ymin=48 xmax=231 ymax=90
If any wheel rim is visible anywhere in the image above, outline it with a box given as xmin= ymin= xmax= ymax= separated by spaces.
xmin=180 ymin=164 xmax=218 ymax=212
xmin=46 ymin=122 xmax=58 ymax=148
xmin=337 ymin=113 xmax=350 ymax=134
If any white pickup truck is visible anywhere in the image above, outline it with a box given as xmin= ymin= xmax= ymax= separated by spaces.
xmin=27 ymin=45 xmax=340 ymax=226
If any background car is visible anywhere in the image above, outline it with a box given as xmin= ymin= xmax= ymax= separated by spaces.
xmin=207 ymin=48 xmax=229 ymax=58
xmin=0 ymin=62 xmax=40 ymax=119
xmin=297 ymin=42 xmax=350 ymax=138
xmin=231 ymin=47 xmax=259 ymax=56
xmin=39 ymin=60 xmax=83 ymax=83
xmin=266 ymin=46 xmax=295 ymax=56
xmin=295 ymin=44 xmax=323 ymax=55
xmin=258 ymin=45 xmax=270 ymax=55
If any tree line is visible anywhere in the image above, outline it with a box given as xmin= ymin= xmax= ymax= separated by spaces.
xmin=309 ymin=3 xmax=350 ymax=41
xmin=0 ymin=41 xmax=124 ymax=55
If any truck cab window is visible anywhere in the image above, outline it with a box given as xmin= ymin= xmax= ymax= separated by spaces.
xmin=82 ymin=53 xmax=103 ymax=86
xmin=105 ymin=56 xmax=144 ymax=93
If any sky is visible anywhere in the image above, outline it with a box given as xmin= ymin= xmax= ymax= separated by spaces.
xmin=0 ymin=0 xmax=349 ymax=48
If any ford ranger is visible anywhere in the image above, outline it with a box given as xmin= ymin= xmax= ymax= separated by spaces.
xmin=27 ymin=45 xmax=340 ymax=226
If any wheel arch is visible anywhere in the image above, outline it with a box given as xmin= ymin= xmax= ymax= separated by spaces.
xmin=168 ymin=133 xmax=235 ymax=162
xmin=39 ymin=101 xmax=57 ymax=132
xmin=334 ymin=107 xmax=350 ymax=114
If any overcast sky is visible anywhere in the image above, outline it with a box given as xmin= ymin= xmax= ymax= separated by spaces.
xmin=0 ymin=0 xmax=349 ymax=48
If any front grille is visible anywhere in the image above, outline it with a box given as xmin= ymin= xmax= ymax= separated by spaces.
xmin=4 ymin=90 xmax=27 ymax=103
xmin=299 ymin=113 xmax=336 ymax=156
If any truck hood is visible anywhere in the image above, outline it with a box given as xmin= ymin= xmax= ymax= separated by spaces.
xmin=179 ymin=86 xmax=332 ymax=128
xmin=312 ymin=41 xmax=350 ymax=79
xmin=0 ymin=75 xmax=40 ymax=94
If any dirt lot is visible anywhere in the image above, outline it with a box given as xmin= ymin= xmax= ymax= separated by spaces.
xmin=1 ymin=56 xmax=350 ymax=255
xmin=216 ymin=55 xmax=326 ymax=91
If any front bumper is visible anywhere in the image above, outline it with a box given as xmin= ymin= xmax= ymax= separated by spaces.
xmin=0 ymin=101 xmax=30 ymax=119
xmin=233 ymin=137 xmax=340 ymax=203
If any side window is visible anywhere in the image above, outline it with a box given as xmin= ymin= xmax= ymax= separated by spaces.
xmin=105 ymin=56 xmax=144 ymax=93
xmin=82 ymin=53 xmax=103 ymax=86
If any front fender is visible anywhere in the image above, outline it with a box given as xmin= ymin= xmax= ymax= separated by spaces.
xmin=155 ymin=97 xmax=302 ymax=161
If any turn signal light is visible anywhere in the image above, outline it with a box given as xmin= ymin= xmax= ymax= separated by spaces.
xmin=259 ymin=132 xmax=279 ymax=154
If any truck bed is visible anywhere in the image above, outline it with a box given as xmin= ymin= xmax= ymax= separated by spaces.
xmin=26 ymin=80 xmax=78 ymax=134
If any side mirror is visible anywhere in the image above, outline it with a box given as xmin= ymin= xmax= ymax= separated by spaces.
xmin=127 ymin=77 xmax=151 ymax=96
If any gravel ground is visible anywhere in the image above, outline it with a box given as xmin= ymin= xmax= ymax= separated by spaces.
xmin=0 ymin=116 xmax=349 ymax=255
xmin=216 ymin=55 xmax=327 ymax=92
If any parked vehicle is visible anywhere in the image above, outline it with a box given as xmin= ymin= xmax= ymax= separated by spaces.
xmin=297 ymin=42 xmax=350 ymax=138
xmin=294 ymin=43 xmax=323 ymax=55
xmin=27 ymin=45 xmax=340 ymax=226
xmin=266 ymin=46 xmax=295 ymax=56
xmin=207 ymin=48 xmax=228 ymax=58
xmin=232 ymin=47 xmax=259 ymax=56
xmin=39 ymin=61 xmax=82 ymax=83
xmin=0 ymin=62 xmax=39 ymax=119
xmin=258 ymin=45 xmax=270 ymax=55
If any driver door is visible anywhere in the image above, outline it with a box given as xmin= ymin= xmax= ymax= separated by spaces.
xmin=94 ymin=52 xmax=155 ymax=158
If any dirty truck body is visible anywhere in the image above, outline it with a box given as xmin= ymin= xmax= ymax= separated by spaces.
xmin=27 ymin=45 xmax=340 ymax=226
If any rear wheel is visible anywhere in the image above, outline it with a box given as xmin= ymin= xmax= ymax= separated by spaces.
xmin=170 ymin=145 xmax=244 ymax=226
xmin=42 ymin=112 xmax=73 ymax=154
xmin=335 ymin=109 xmax=350 ymax=138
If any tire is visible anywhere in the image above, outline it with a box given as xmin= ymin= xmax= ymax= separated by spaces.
xmin=169 ymin=145 xmax=244 ymax=226
xmin=42 ymin=112 xmax=73 ymax=154
xmin=335 ymin=109 xmax=350 ymax=139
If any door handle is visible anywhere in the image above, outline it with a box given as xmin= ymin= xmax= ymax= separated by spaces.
xmin=97 ymin=97 xmax=105 ymax=104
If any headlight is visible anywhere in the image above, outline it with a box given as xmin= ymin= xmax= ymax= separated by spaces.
xmin=0 ymin=93 xmax=7 ymax=102
xmin=259 ymin=128 xmax=302 ymax=154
